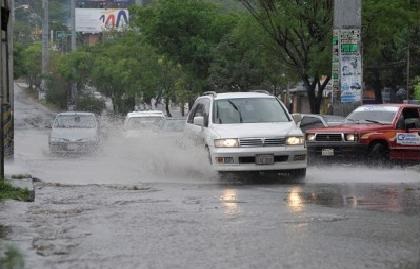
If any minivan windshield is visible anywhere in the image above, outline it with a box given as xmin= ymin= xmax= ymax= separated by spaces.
xmin=213 ymin=98 xmax=290 ymax=124
xmin=54 ymin=115 xmax=97 ymax=128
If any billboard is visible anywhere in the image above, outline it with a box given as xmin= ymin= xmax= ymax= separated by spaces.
xmin=75 ymin=8 xmax=129 ymax=33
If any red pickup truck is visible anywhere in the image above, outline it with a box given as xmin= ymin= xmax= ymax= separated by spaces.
xmin=305 ymin=104 xmax=420 ymax=162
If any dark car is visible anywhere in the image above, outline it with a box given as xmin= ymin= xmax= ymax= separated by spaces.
xmin=293 ymin=114 xmax=345 ymax=133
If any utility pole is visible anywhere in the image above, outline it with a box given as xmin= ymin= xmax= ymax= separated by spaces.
xmin=332 ymin=0 xmax=362 ymax=105
xmin=41 ymin=0 xmax=48 ymax=100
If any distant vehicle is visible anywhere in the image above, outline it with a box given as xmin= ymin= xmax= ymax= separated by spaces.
xmin=49 ymin=112 xmax=100 ymax=153
xmin=184 ymin=91 xmax=307 ymax=178
xmin=293 ymin=114 xmax=345 ymax=133
xmin=305 ymin=104 xmax=420 ymax=162
xmin=124 ymin=110 xmax=165 ymax=137
xmin=159 ymin=118 xmax=185 ymax=133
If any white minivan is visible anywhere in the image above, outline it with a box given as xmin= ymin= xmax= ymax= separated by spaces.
xmin=184 ymin=91 xmax=307 ymax=178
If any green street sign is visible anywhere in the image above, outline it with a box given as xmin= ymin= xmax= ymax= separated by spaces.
xmin=341 ymin=44 xmax=358 ymax=53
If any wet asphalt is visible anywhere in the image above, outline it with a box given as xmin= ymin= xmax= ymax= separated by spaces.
xmin=0 ymin=84 xmax=420 ymax=269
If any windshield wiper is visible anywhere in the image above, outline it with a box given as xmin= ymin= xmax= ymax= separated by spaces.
xmin=227 ymin=100 xmax=243 ymax=123
xmin=364 ymin=119 xmax=385 ymax=124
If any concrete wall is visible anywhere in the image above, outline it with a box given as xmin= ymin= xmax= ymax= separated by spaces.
xmin=334 ymin=0 xmax=361 ymax=28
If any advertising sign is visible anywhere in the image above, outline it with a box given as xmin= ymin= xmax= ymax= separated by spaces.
xmin=339 ymin=29 xmax=362 ymax=103
xmin=75 ymin=8 xmax=129 ymax=33
xmin=396 ymin=133 xmax=420 ymax=145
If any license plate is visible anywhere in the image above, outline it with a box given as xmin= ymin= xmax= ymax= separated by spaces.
xmin=67 ymin=144 xmax=79 ymax=151
xmin=256 ymin=154 xmax=275 ymax=165
xmin=321 ymin=149 xmax=334 ymax=156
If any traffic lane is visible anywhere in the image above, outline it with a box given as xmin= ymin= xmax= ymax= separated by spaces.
xmin=7 ymin=126 xmax=420 ymax=186
xmin=1 ymin=182 xmax=419 ymax=268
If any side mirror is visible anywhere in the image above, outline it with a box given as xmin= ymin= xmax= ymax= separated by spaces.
xmin=193 ymin=116 xmax=204 ymax=126
xmin=292 ymin=114 xmax=302 ymax=124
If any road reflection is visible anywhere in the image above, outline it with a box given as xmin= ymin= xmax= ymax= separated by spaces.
xmin=287 ymin=186 xmax=304 ymax=212
xmin=287 ymin=184 xmax=420 ymax=215
xmin=220 ymin=188 xmax=241 ymax=216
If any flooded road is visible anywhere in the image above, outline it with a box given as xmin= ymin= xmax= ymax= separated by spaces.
xmin=1 ymin=84 xmax=420 ymax=268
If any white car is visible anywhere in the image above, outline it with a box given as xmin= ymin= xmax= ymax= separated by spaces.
xmin=184 ymin=91 xmax=307 ymax=178
xmin=124 ymin=110 xmax=165 ymax=137
xmin=49 ymin=112 xmax=100 ymax=153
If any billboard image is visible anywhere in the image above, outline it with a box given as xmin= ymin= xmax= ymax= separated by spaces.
xmin=75 ymin=8 xmax=129 ymax=33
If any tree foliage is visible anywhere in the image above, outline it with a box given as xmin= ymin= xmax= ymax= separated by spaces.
xmin=131 ymin=0 xmax=237 ymax=94
xmin=363 ymin=0 xmax=419 ymax=101
xmin=20 ymin=43 xmax=42 ymax=89
xmin=239 ymin=0 xmax=333 ymax=113
xmin=208 ymin=14 xmax=289 ymax=93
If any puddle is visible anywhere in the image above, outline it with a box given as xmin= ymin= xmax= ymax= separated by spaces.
xmin=287 ymin=184 xmax=420 ymax=215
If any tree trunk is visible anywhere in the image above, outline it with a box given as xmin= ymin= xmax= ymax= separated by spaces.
xmin=303 ymin=75 xmax=330 ymax=114
xmin=165 ymin=100 xmax=172 ymax=117
xmin=303 ymin=76 xmax=318 ymax=114
xmin=180 ymin=103 xmax=185 ymax=117
xmin=373 ymin=68 xmax=382 ymax=104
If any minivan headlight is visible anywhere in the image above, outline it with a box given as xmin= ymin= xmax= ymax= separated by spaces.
xmin=214 ymin=138 xmax=239 ymax=148
xmin=286 ymin=136 xmax=305 ymax=145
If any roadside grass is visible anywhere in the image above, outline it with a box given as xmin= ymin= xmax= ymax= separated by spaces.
xmin=0 ymin=181 xmax=31 ymax=202
xmin=0 ymin=245 xmax=25 ymax=269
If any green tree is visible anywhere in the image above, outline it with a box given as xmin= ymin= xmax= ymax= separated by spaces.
xmin=208 ymin=14 xmax=290 ymax=94
xmin=21 ymin=43 xmax=42 ymax=89
xmin=131 ymin=0 xmax=237 ymax=98
xmin=415 ymin=77 xmax=420 ymax=100
xmin=13 ymin=42 xmax=26 ymax=79
xmin=46 ymin=52 xmax=69 ymax=109
xmin=363 ymin=0 xmax=417 ymax=102
xmin=239 ymin=0 xmax=333 ymax=113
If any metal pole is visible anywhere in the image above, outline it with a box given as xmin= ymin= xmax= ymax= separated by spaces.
xmin=71 ymin=0 xmax=76 ymax=51
xmin=9 ymin=0 xmax=14 ymax=159
xmin=406 ymin=47 xmax=410 ymax=101
xmin=70 ymin=0 xmax=77 ymax=109
xmin=41 ymin=0 xmax=48 ymax=100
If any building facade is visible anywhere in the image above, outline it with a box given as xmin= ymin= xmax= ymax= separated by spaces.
xmin=0 ymin=0 xmax=14 ymax=163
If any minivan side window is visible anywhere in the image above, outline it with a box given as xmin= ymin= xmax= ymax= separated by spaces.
xmin=187 ymin=103 xmax=201 ymax=124
xmin=187 ymin=99 xmax=210 ymax=127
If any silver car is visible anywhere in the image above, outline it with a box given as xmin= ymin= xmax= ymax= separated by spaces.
xmin=49 ymin=112 xmax=100 ymax=153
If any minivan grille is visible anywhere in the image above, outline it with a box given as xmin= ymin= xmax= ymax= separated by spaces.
xmin=239 ymin=137 xmax=286 ymax=147
xmin=315 ymin=134 xmax=343 ymax=142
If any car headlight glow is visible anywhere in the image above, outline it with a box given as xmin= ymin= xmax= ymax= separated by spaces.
xmin=306 ymin=133 xmax=316 ymax=141
xmin=345 ymin=133 xmax=358 ymax=142
xmin=286 ymin=136 xmax=305 ymax=145
xmin=214 ymin=138 xmax=239 ymax=148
